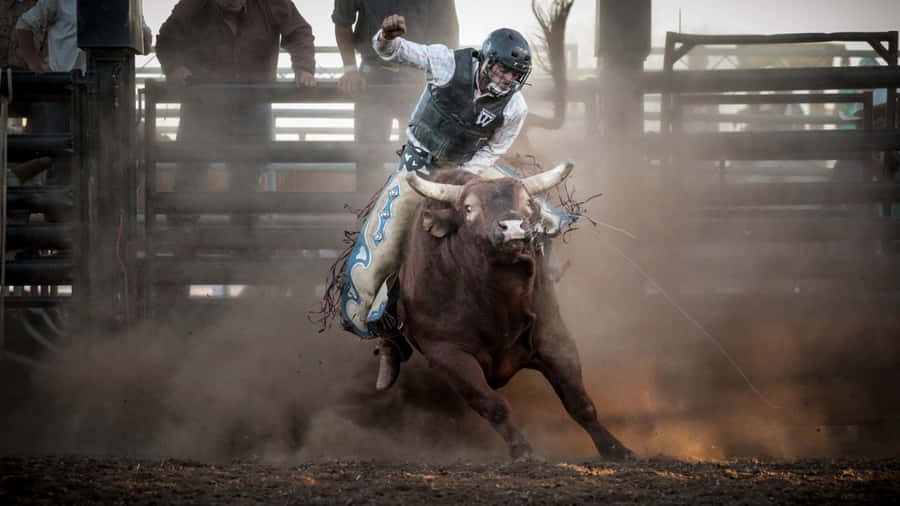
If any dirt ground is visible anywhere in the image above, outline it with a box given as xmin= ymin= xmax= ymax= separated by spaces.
xmin=2 ymin=455 xmax=898 ymax=505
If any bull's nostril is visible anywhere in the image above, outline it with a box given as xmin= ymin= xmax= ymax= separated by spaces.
xmin=497 ymin=221 xmax=508 ymax=230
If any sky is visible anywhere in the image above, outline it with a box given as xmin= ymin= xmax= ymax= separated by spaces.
xmin=141 ymin=0 xmax=900 ymax=64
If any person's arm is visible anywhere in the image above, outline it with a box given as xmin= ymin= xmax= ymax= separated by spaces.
xmin=331 ymin=0 xmax=358 ymax=68
xmin=15 ymin=29 xmax=48 ymax=72
xmin=373 ymin=15 xmax=455 ymax=87
xmin=461 ymin=95 xmax=528 ymax=175
xmin=156 ymin=0 xmax=198 ymax=85
xmin=141 ymin=20 xmax=153 ymax=56
xmin=335 ymin=24 xmax=357 ymax=69
xmin=272 ymin=0 xmax=316 ymax=86
xmin=332 ymin=1 xmax=366 ymax=96
xmin=15 ymin=0 xmax=53 ymax=72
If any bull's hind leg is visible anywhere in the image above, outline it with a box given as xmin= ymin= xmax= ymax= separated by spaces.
xmin=533 ymin=326 xmax=635 ymax=459
xmin=425 ymin=343 xmax=533 ymax=459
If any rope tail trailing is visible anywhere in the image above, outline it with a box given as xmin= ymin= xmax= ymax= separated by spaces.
xmin=309 ymin=176 xmax=391 ymax=333
xmin=591 ymin=225 xmax=781 ymax=410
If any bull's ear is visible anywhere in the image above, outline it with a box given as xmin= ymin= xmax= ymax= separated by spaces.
xmin=422 ymin=208 xmax=456 ymax=238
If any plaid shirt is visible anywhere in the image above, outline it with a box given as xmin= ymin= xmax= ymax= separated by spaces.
xmin=373 ymin=29 xmax=527 ymax=175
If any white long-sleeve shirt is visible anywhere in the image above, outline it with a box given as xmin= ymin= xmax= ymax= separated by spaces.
xmin=373 ymin=29 xmax=527 ymax=175
xmin=16 ymin=0 xmax=85 ymax=72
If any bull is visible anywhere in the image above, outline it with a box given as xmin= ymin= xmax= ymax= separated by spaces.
xmin=395 ymin=163 xmax=634 ymax=459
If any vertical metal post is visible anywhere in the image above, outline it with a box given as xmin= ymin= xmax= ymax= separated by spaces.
xmin=142 ymin=82 xmax=157 ymax=319
xmin=1 ymin=70 xmax=9 ymax=346
xmin=884 ymin=32 xmax=898 ymax=181
xmin=73 ymin=70 xmax=92 ymax=331
xmin=84 ymin=49 xmax=137 ymax=331
xmin=77 ymin=0 xmax=143 ymax=332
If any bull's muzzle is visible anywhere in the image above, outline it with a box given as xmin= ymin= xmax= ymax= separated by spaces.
xmin=497 ymin=219 xmax=529 ymax=242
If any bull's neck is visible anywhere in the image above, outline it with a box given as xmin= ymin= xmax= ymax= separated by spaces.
xmin=448 ymin=236 xmax=537 ymax=289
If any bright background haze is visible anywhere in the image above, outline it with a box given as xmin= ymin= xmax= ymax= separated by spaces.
xmin=141 ymin=0 xmax=900 ymax=64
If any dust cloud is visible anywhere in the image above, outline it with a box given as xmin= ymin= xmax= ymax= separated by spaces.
xmin=2 ymin=119 xmax=899 ymax=465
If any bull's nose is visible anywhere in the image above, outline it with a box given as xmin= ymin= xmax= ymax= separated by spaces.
xmin=497 ymin=219 xmax=527 ymax=242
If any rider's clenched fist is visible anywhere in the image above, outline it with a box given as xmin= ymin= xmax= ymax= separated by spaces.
xmin=381 ymin=14 xmax=406 ymax=40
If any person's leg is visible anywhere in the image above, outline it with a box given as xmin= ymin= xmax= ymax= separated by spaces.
xmin=341 ymin=146 xmax=429 ymax=389
xmin=171 ymin=104 xmax=210 ymax=228
xmin=226 ymin=103 xmax=272 ymax=228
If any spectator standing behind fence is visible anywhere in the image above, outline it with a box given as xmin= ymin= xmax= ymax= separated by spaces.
xmin=15 ymin=0 xmax=150 ymax=189
xmin=156 ymin=0 xmax=315 ymax=228
xmin=2 ymin=0 xmax=44 ymax=137
xmin=15 ymin=0 xmax=152 ymax=132
xmin=332 ymin=0 xmax=458 ymax=191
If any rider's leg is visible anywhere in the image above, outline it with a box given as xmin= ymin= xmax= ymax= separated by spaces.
xmin=341 ymin=146 xmax=429 ymax=389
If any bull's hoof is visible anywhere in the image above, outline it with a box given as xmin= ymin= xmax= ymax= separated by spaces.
xmin=599 ymin=442 xmax=638 ymax=461
xmin=375 ymin=345 xmax=400 ymax=391
xmin=509 ymin=442 xmax=536 ymax=460
xmin=512 ymin=452 xmax=546 ymax=464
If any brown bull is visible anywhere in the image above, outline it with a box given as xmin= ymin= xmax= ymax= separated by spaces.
xmin=397 ymin=164 xmax=634 ymax=459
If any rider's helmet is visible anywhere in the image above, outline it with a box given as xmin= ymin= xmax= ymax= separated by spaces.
xmin=478 ymin=28 xmax=532 ymax=97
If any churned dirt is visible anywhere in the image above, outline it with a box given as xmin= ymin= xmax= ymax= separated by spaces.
xmin=3 ymin=455 xmax=899 ymax=505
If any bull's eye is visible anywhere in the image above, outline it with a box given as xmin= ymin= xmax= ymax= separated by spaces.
xmin=465 ymin=204 xmax=473 ymax=214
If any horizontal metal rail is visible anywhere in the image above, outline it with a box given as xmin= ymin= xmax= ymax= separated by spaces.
xmin=674 ymin=92 xmax=871 ymax=105
xmin=643 ymin=130 xmax=900 ymax=160
xmin=665 ymin=31 xmax=898 ymax=68
xmin=152 ymin=107 xmax=355 ymax=120
xmin=0 ymin=71 xmax=78 ymax=101
xmin=6 ymin=186 xmax=75 ymax=213
xmin=5 ymin=224 xmax=75 ymax=250
xmin=151 ymin=225 xmax=348 ymax=251
xmin=640 ymin=66 xmax=900 ymax=94
xmin=4 ymin=259 xmax=73 ymax=285
xmin=666 ymin=31 xmax=897 ymax=46
xmin=699 ymin=182 xmax=900 ymax=205
xmin=151 ymin=191 xmax=368 ymax=214
xmin=643 ymin=110 xmax=858 ymax=126
xmin=0 ymin=296 xmax=72 ymax=309
xmin=152 ymin=258 xmax=335 ymax=285
xmin=8 ymin=135 xmax=74 ymax=161
xmin=671 ymin=254 xmax=900 ymax=283
xmin=153 ymin=141 xmax=397 ymax=163
xmin=144 ymin=80 xmax=413 ymax=104
xmin=682 ymin=217 xmax=900 ymax=242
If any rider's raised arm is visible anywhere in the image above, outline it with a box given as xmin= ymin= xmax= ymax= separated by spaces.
xmin=372 ymin=29 xmax=456 ymax=87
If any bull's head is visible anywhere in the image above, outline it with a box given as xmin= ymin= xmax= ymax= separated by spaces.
xmin=405 ymin=162 xmax=573 ymax=255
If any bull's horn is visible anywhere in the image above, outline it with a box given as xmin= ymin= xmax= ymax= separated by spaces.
xmin=521 ymin=161 xmax=574 ymax=195
xmin=404 ymin=170 xmax=463 ymax=203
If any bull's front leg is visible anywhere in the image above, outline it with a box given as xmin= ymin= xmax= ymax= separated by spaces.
xmin=423 ymin=342 xmax=534 ymax=459
xmin=532 ymin=322 xmax=636 ymax=460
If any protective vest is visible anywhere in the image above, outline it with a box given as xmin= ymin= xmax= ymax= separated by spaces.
xmin=407 ymin=48 xmax=515 ymax=164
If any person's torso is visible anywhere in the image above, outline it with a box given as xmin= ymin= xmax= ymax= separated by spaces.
xmin=187 ymin=0 xmax=280 ymax=83
xmin=408 ymin=48 xmax=514 ymax=163
xmin=45 ymin=0 xmax=83 ymax=72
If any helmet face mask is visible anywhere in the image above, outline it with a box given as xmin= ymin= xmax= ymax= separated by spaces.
xmin=481 ymin=61 xmax=525 ymax=97
xmin=478 ymin=29 xmax=532 ymax=98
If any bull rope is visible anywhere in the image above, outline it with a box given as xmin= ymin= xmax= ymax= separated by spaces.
xmin=1 ymin=68 xmax=11 ymax=352
xmin=586 ymin=224 xmax=781 ymax=411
